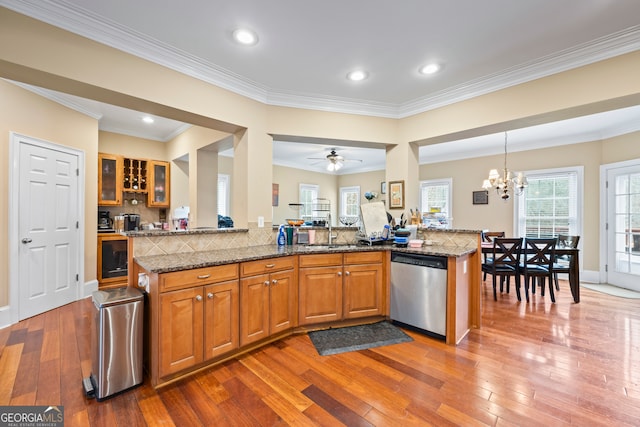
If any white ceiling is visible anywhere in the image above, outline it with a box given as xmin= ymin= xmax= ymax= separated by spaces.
xmin=4 ymin=0 xmax=640 ymax=174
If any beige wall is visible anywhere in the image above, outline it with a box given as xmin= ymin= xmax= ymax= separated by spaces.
xmin=272 ymin=165 xmax=338 ymax=225
xmin=98 ymin=130 xmax=167 ymax=160
xmin=272 ymin=166 xmax=386 ymax=226
xmin=0 ymin=79 xmax=98 ymax=306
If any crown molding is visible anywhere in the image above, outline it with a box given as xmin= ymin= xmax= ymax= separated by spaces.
xmin=3 ymin=1 xmax=639 ymax=119
xmin=8 ymin=79 xmax=103 ymax=120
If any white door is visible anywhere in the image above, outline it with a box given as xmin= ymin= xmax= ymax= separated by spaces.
xmin=606 ymin=163 xmax=640 ymax=291
xmin=18 ymin=139 xmax=80 ymax=319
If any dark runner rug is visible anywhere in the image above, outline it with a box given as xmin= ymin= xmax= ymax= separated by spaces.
xmin=308 ymin=321 xmax=413 ymax=356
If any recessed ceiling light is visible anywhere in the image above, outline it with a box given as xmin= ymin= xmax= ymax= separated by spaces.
xmin=142 ymin=116 xmax=154 ymax=124
xmin=419 ymin=63 xmax=441 ymax=75
xmin=347 ymin=70 xmax=368 ymax=82
xmin=233 ymin=28 xmax=258 ymax=46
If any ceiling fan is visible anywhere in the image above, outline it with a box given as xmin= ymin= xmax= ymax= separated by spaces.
xmin=307 ymin=149 xmax=363 ymax=172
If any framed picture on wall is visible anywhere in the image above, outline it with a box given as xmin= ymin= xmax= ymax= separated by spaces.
xmin=380 ymin=181 xmax=387 ymax=194
xmin=389 ymin=180 xmax=404 ymax=209
xmin=272 ymin=183 xmax=279 ymax=206
xmin=472 ymin=190 xmax=489 ymax=205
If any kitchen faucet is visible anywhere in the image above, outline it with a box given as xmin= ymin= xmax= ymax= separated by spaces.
xmin=327 ymin=213 xmax=337 ymax=246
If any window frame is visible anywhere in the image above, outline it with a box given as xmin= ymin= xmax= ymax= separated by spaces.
xmin=514 ymin=166 xmax=583 ymax=239
xmin=419 ymin=178 xmax=453 ymax=228
xmin=217 ymin=174 xmax=230 ymax=217
xmin=299 ymin=183 xmax=319 ymax=219
xmin=339 ymin=186 xmax=360 ymax=217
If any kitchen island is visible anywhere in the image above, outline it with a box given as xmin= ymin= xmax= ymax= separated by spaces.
xmin=132 ymin=233 xmax=481 ymax=388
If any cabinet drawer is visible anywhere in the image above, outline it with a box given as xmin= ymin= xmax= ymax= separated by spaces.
xmin=344 ymin=251 xmax=383 ymax=265
xmin=241 ymin=256 xmax=295 ymax=277
xmin=299 ymin=253 xmax=343 ymax=268
xmin=160 ymin=263 xmax=239 ymax=292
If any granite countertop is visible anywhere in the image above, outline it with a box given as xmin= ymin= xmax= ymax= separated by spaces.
xmin=134 ymin=243 xmax=477 ymax=274
xmin=123 ymin=227 xmax=248 ymax=237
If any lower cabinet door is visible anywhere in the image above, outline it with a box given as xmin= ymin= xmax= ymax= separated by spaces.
xmin=269 ymin=269 xmax=296 ymax=335
xmin=299 ymin=266 xmax=343 ymax=325
xmin=159 ymin=287 xmax=204 ymax=377
xmin=240 ymin=274 xmax=270 ymax=346
xmin=343 ymin=263 xmax=383 ymax=319
xmin=204 ymin=280 xmax=239 ymax=360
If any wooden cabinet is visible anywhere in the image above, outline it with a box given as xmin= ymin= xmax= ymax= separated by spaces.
xmin=98 ymin=153 xmax=170 ymax=207
xmin=158 ymin=265 xmax=239 ymax=378
xmin=98 ymin=153 xmax=123 ymax=205
xmin=299 ymin=251 xmax=384 ymax=324
xmin=298 ymin=254 xmax=343 ymax=325
xmin=148 ymin=160 xmax=170 ymax=207
xmin=159 ymin=286 xmax=204 ymax=376
xmin=343 ymin=253 xmax=384 ymax=319
xmin=240 ymin=256 xmax=297 ymax=346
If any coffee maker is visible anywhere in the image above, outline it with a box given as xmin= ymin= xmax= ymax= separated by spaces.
xmin=124 ymin=214 xmax=141 ymax=231
xmin=98 ymin=211 xmax=113 ymax=232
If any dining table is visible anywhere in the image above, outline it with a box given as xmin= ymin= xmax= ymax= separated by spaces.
xmin=481 ymin=242 xmax=581 ymax=303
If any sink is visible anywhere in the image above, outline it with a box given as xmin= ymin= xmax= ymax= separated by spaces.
xmin=299 ymin=244 xmax=359 ymax=251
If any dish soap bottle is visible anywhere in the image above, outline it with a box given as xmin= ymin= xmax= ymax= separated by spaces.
xmin=277 ymin=224 xmax=286 ymax=246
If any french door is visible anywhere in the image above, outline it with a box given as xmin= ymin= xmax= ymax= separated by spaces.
xmin=606 ymin=162 xmax=640 ymax=291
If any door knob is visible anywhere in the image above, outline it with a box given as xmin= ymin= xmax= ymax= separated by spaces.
xmin=21 ymin=238 xmax=32 ymax=244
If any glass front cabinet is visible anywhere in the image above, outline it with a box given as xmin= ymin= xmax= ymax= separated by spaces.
xmin=98 ymin=153 xmax=123 ymax=206
xmin=148 ymin=160 xmax=170 ymax=207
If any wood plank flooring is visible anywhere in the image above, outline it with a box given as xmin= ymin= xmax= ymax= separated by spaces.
xmin=2 ymin=280 xmax=640 ymax=426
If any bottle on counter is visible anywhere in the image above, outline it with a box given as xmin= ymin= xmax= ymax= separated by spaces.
xmin=277 ymin=225 xmax=286 ymax=246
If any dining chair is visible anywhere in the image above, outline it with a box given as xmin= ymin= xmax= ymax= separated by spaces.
xmin=521 ymin=238 xmax=557 ymax=303
xmin=482 ymin=231 xmax=506 ymax=282
xmin=553 ymin=235 xmax=580 ymax=291
xmin=481 ymin=237 xmax=523 ymax=301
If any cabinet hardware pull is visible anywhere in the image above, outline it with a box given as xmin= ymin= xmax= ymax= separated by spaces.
xmin=337 ymin=271 xmax=342 ymax=276
xmin=271 ymin=279 xmax=278 ymax=285
xmin=265 ymin=264 xmax=275 ymax=268
xmin=345 ymin=271 xmax=350 ymax=276
xmin=197 ymin=274 xmax=211 ymax=279
xmin=207 ymin=293 xmax=214 ymax=299
xmin=264 ymin=281 xmax=270 ymax=286
xmin=195 ymin=295 xmax=203 ymax=301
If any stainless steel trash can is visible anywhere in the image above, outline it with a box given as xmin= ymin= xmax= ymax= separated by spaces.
xmin=89 ymin=287 xmax=144 ymax=401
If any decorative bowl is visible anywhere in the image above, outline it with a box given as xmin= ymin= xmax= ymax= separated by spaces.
xmin=286 ymin=218 xmax=304 ymax=226
xmin=339 ymin=216 xmax=359 ymax=226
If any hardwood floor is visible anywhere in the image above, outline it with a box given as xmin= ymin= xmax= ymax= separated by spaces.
xmin=2 ymin=280 xmax=640 ymax=426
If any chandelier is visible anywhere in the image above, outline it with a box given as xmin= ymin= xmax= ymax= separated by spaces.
xmin=482 ymin=132 xmax=528 ymax=200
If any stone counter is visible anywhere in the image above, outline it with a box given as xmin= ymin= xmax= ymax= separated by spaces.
xmin=134 ymin=243 xmax=477 ymax=274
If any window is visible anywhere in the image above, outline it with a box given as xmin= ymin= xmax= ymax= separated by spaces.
xmin=419 ymin=179 xmax=452 ymax=228
xmin=299 ymin=183 xmax=319 ymax=219
xmin=217 ymin=174 xmax=230 ymax=216
xmin=339 ymin=186 xmax=360 ymax=217
xmin=515 ymin=167 xmax=583 ymax=238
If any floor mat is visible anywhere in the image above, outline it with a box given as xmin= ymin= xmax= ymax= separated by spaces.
xmin=581 ymin=283 xmax=640 ymax=299
xmin=308 ymin=321 xmax=413 ymax=356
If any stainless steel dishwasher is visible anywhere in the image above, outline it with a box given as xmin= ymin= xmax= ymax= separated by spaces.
xmin=390 ymin=252 xmax=447 ymax=339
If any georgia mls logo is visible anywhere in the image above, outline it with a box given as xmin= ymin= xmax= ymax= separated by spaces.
xmin=0 ymin=405 xmax=64 ymax=427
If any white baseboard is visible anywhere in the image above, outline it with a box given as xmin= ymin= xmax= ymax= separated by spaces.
xmin=83 ymin=279 xmax=99 ymax=298
xmin=0 ymin=305 xmax=12 ymax=330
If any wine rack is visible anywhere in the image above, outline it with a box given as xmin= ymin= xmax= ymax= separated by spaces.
xmin=123 ymin=158 xmax=148 ymax=192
